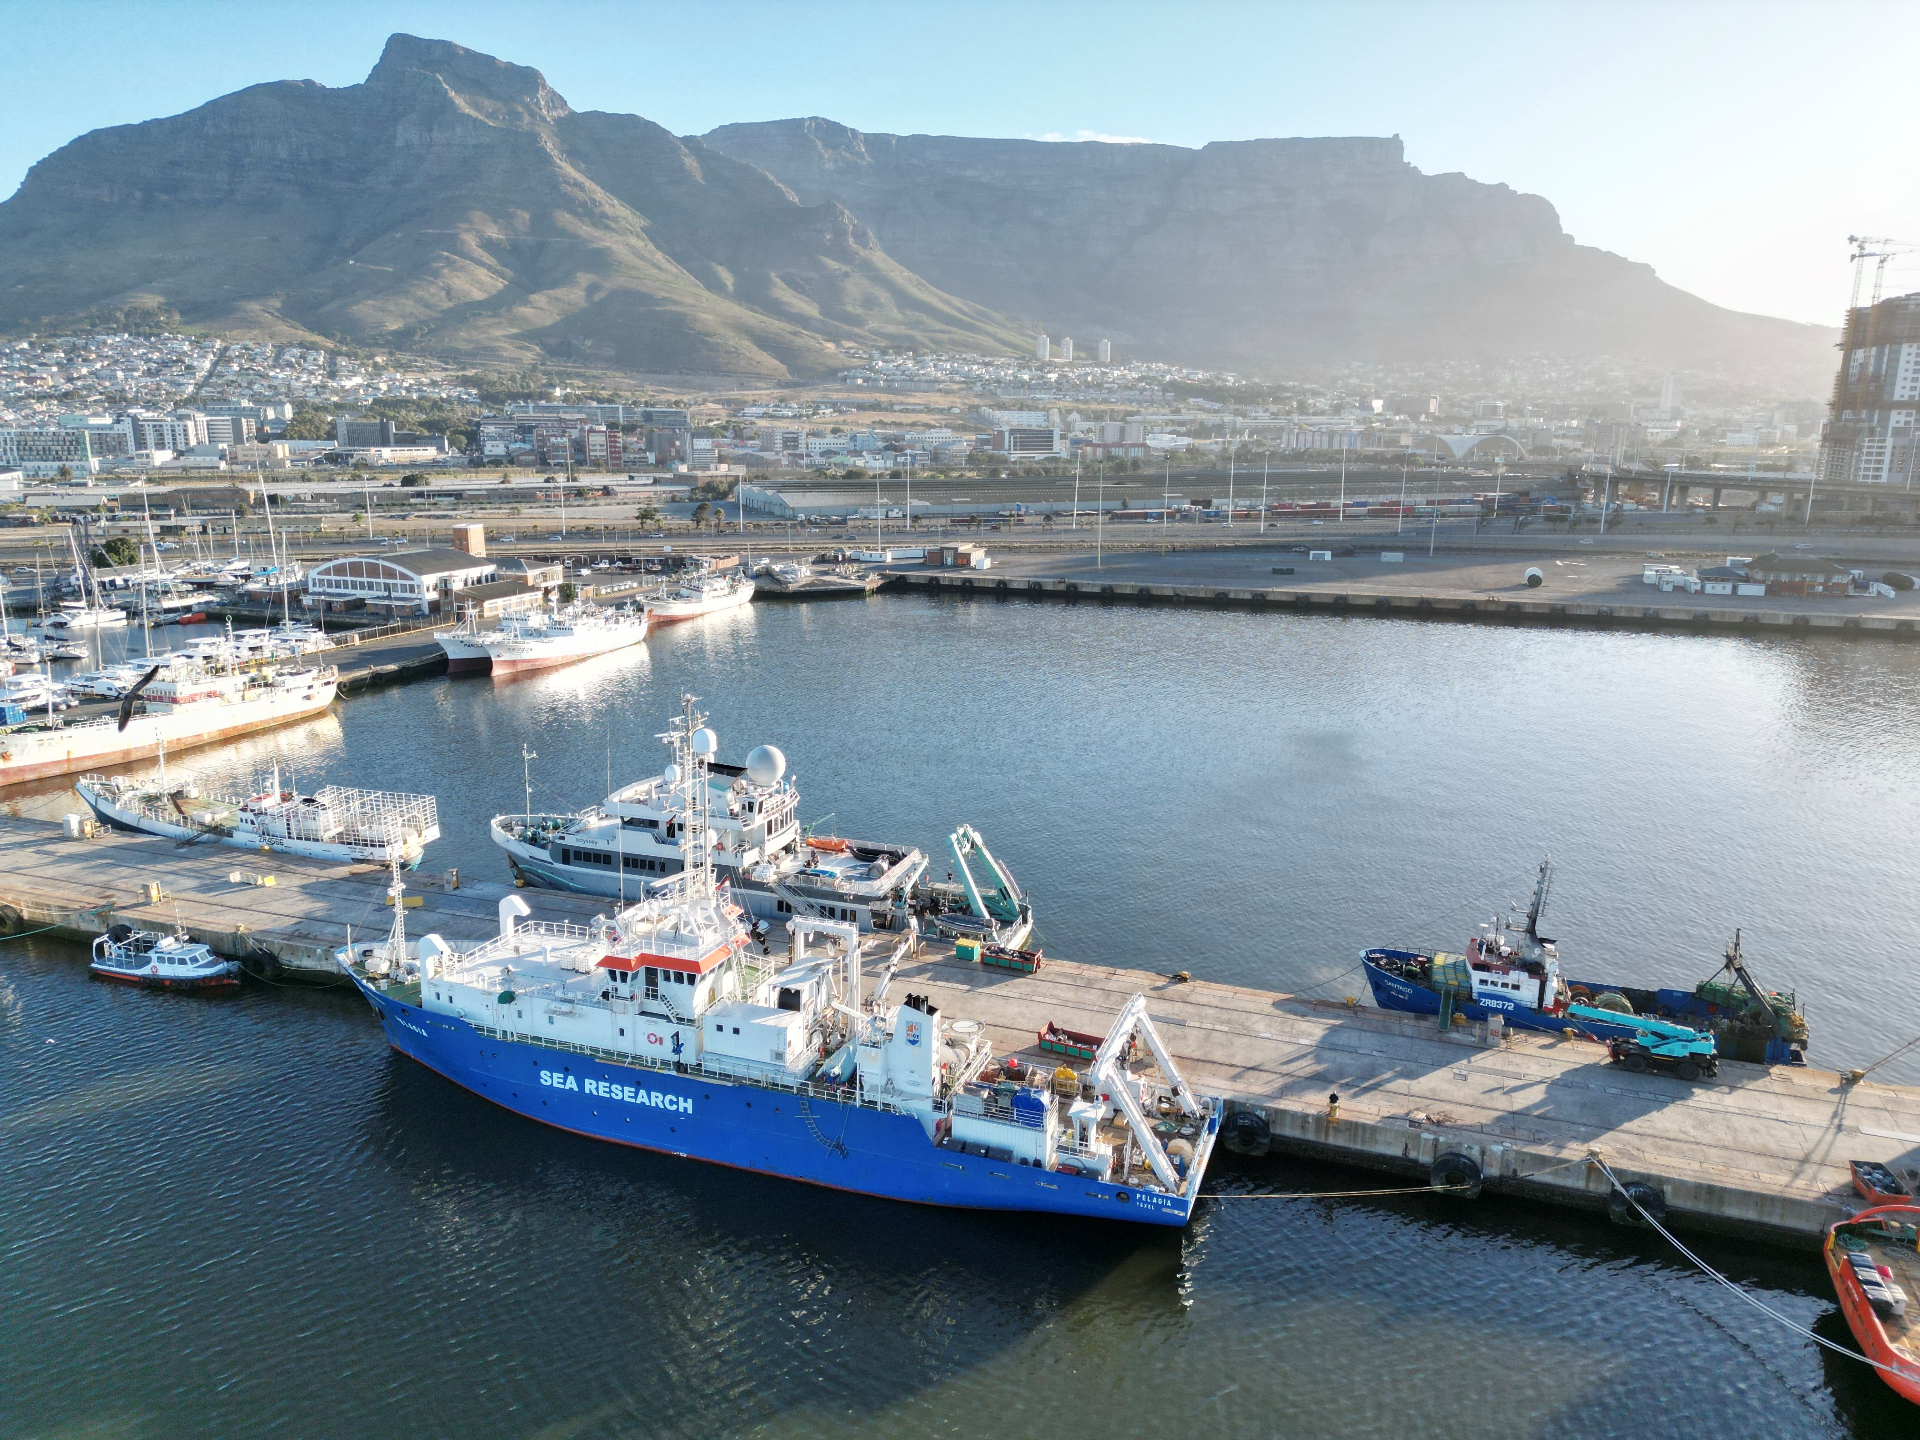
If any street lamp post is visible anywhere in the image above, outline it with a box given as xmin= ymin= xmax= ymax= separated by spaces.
xmin=1097 ymin=462 xmax=1106 ymax=568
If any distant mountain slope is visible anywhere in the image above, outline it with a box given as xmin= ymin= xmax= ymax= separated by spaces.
xmin=0 ymin=35 xmax=1835 ymax=387
xmin=701 ymin=118 xmax=1837 ymax=389
xmin=0 ymin=36 xmax=1025 ymax=379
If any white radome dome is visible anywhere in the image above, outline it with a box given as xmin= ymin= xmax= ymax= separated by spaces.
xmin=745 ymin=744 xmax=787 ymax=785
xmin=691 ymin=727 xmax=718 ymax=757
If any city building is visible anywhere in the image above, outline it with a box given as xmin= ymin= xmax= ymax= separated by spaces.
xmin=0 ymin=426 xmax=99 ymax=478
xmin=1036 ymin=333 xmax=1050 ymax=361
xmin=304 ymin=547 xmax=497 ymax=616
xmin=338 ymin=415 xmax=396 ymax=448
xmin=1098 ymin=339 xmax=1111 ymax=363
xmin=1660 ymin=373 xmax=1683 ymax=416
xmin=1060 ymin=337 xmax=1074 ymax=362
xmin=58 ymin=413 xmax=135 ymax=457
xmin=993 ymin=426 xmax=1065 ymax=457
xmin=1818 ymin=291 xmax=1919 ymax=487
xmin=128 ymin=410 xmax=206 ymax=452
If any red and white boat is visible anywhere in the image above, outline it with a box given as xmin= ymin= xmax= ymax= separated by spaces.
xmin=647 ymin=570 xmax=755 ymax=626
xmin=90 ymin=924 xmax=243 ymax=990
xmin=1825 ymin=1202 xmax=1920 ymax=1407
xmin=436 ymin=610 xmax=549 ymax=676
xmin=482 ymin=604 xmax=648 ymax=677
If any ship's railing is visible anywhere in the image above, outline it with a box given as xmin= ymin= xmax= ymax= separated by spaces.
xmin=454 ymin=922 xmax=603 ymax=968
xmin=466 ymin=1024 xmax=909 ymax=1116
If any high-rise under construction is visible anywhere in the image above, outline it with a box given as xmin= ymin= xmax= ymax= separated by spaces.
xmin=1818 ymin=290 xmax=1920 ymax=487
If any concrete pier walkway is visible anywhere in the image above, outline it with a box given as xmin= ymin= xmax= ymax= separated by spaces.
xmin=2 ymin=811 xmax=1912 ymax=1248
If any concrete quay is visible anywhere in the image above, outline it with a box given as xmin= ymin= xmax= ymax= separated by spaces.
xmin=0 ymin=815 xmax=603 ymax=975
xmin=2 ymin=811 xmax=1911 ymax=1249
xmin=889 ymin=547 xmax=1920 ymax=638
xmin=892 ymin=948 xmax=1920 ymax=1250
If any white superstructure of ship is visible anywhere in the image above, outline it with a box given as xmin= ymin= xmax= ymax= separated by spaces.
xmin=0 ymin=660 xmax=338 ymax=786
xmin=481 ymin=603 xmax=649 ymax=676
xmin=647 ymin=564 xmax=755 ymax=624
xmin=79 ymin=762 xmax=439 ymax=865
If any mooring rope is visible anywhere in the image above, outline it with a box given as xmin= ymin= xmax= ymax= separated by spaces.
xmin=1203 ymin=1147 xmax=1593 ymax=1199
xmin=1591 ymin=1155 xmax=1920 ymax=1384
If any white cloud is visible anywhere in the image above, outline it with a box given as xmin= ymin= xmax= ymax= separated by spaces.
xmin=1027 ymin=129 xmax=1153 ymax=145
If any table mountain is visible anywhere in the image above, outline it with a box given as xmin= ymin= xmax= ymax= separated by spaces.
xmin=0 ymin=34 xmax=1834 ymax=387
xmin=0 ymin=35 xmax=1024 ymax=379
xmin=702 ymin=118 xmax=1835 ymax=389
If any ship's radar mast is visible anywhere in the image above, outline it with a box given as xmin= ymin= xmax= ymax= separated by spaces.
xmin=659 ymin=694 xmax=719 ymax=901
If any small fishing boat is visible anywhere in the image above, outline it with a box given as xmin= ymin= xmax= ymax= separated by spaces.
xmin=1825 ymin=1204 xmax=1920 ymax=1406
xmin=1364 ymin=860 xmax=1809 ymax=1061
xmin=90 ymin=924 xmax=242 ymax=989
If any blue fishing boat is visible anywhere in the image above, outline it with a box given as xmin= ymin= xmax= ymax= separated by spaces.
xmin=340 ymin=698 xmax=1219 ymax=1226
xmin=1362 ymin=859 xmax=1808 ymax=1063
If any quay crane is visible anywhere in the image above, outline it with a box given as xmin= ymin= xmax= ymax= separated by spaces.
xmin=944 ymin=824 xmax=1033 ymax=949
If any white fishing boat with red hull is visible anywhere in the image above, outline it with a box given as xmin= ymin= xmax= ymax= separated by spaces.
xmin=648 ymin=570 xmax=755 ymax=625
xmin=0 ymin=663 xmax=338 ymax=786
xmin=482 ymin=604 xmax=649 ymax=676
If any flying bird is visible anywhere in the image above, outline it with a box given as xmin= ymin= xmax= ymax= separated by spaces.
xmin=116 ymin=665 xmax=163 ymax=732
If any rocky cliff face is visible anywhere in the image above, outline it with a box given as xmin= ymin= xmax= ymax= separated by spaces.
xmin=0 ymin=36 xmax=1833 ymax=385
xmin=0 ymin=37 xmax=1023 ymax=378
xmin=701 ymin=118 xmax=1834 ymax=384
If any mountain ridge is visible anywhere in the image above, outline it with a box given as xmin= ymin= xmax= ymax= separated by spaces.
xmin=0 ymin=34 xmax=1835 ymax=388
xmin=700 ymin=116 xmax=1835 ymax=389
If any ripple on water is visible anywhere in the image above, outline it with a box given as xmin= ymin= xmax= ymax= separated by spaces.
xmin=5 ymin=600 xmax=1918 ymax=1438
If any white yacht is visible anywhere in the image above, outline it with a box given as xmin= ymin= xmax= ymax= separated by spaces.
xmin=491 ymin=727 xmax=936 ymax=935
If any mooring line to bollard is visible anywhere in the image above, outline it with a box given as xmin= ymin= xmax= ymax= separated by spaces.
xmin=1203 ymin=1148 xmax=1594 ymax=1200
xmin=1590 ymin=1154 xmax=1919 ymax=1384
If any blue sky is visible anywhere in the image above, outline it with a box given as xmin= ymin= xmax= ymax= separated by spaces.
xmin=4 ymin=0 xmax=1912 ymax=325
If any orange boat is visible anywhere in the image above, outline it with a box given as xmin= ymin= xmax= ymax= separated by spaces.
xmin=1824 ymin=1203 xmax=1920 ymax=1406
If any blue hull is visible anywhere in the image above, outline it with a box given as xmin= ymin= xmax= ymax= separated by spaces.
xmin=1362 ymin=957 xmax=1642 ymax=1041
xmin=347 ymin=974 xmax=1202 ymax=1226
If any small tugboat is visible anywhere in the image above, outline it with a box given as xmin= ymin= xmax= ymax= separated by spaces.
xmin=344 ymin=697 xmax=1217 ymax=1225
xmin=1363 ymin=859 xmax=1809 ymax=1060
xmin=90 ymin=923 xmax=242 ymax=989
xmin=1825 ymin=1204 xmax=1920 ymax=1406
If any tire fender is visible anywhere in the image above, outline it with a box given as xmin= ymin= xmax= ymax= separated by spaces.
xmin=1430 ymin=1152 xmax=1484 ymax=1199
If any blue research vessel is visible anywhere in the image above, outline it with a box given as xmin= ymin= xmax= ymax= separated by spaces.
xmin=341 ymin=700 xmax=1219 ymax=1226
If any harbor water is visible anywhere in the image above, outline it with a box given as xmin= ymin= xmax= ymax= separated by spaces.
xmin=5 ymin=594 xmax=1920 ymax=1437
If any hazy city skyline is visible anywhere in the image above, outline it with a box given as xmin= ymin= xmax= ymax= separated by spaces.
xmin=4 ymin=0 xmax=1912 ymax=331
